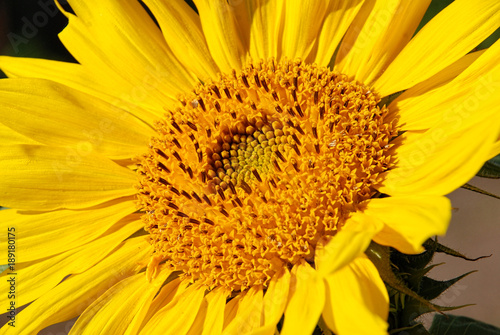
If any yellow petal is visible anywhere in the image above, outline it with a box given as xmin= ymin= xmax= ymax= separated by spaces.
xmin=0 ymin=200 xmax=136 ymax=263
xmin=201 ymin=288 xmax=230 ymax=335
xmin=281 ymin=263 xmax=325 ymax=335
xmin=60 ymin=0 xmax=196 ymax=107
xmin=250 ymin=269 xmax=291 ymax=335
xmin=0 ymin=215 xmax=141 ymax=309
xmin=374 ymin=0 xmax=500 ymax=96
xmin=187 ymin=297 xmax=210 ymax=335
xmin=194 ymin=0 xmax=246 ymax=72
xmin=70 ymin=270 xmax=169 ymax=335
xmin=0 ymin=145 xmax=136 ymax=210
xmin=223 ymin=286 xmax=264 ymax=334
xmin=139 ymin=283 xmax=206 ymax=334
xmin=235 ymin=0 xmax=285 ymax=61
xmin=281 ymin=0 xmax=331 ymax=61
xmin=382 ymin=118 xmax=500 ymax=196
xmin=0 ymin=56 xmax=170 ymax=126
xmin=309 ymin=0 xmax=364 ymax=66
xmin=390 ymin=50 xmax=485 ymax=118
xmin=134 ymin=278 xmax=185 ymax=333
xmin=315 ymin=212 xmax=382 ymax=276
xmin=0 ymin=78 xmax=153 ymax=159
xmin=223 ymin=290 xmax=245 ymax=330
xmin=0 ymin=121 xmax=40 ymax=145
xmin=323 ymin=255 xmax=389 ymax=335
xmin=489 ymin=142 xmax=500 ymax=160
xmin=366 ymin=195 xmax=451 ymax=254
xmin=229 ymin=1 xmax=251 ymax=61
xmin=141 ymin=0 xmax=219 ymax=81
xmin=336 ymin=0 xmax=430 ymax=84
xmin=1 ymin=237 xmax=150 ymax=335
xmin=392 ymin=39 xmax=500 ymax=131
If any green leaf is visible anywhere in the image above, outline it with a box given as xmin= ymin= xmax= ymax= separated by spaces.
xmin=402 ymin=298 xmax=473 ymax=323
xmin=366 ymin=242 xmax=439 ymax=316
xmin=476 ymin=155 xmax=500 ymax=179
xmin=0 ymin=264 xmax=8 ymax=273
xmin=390 ymin=324 xmax=430 ymax=335
xmin=406 ymin=263 xmax=443 ymax=291
xmin=462 ymin=183 xmax=500 ymax=200
xmin=430 ymin=314 xmax=500 ymax=335
xmin=435 ymin=242 xmax=491 ymax=261
xmin=419 ymin=271 xmax=476 ymax=301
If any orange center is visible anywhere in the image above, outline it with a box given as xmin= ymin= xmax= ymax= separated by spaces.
xmin=136 ymin=58 xmax=398 ymax=291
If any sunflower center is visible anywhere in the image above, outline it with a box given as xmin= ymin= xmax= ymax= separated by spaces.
xmin=136 ymin=58 xmax=398 ymax=291
xmin=206 ymin=118 xmax=291 ymax=193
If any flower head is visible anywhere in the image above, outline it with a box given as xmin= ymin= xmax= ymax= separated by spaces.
xmin=1 ymin=1 xmax=499 ymax=334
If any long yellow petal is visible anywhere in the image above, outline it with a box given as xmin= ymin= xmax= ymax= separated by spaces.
xmin=0 ymin=78 xmax=153 ymax=159
xmin=381 ymin=119 xmax=500 ymax=196
xmin=310 ymin=0 xmax=364 ymax=66
xmin=194 ymin=0 xmax=246 ymax=72
xmin=489 ymin=142 xmax=500 ymax=160
xmin=223 ymin=291 xmax=245 ymax=329
xmin=187 ymin=297 xmax=210 ymax=335
xmin=0 ymin=200 xmax=136 ymax=263
xmin=0 ymin=237 xmax=150 ymax=335
xmin=336 ymin=0 xmax=430 ymax=84
xmin=0 ymin=145 xmax=136 ymax=210
xmin=70 ymin=270 xmax=169 ymax=335
xmin=139 ymin=283 xmax=206 ymax=334
xmin=133 ymin=278 xmax=185 ymax=333
xmin=229 ymin=1 xmax=251 ymax=63
xmin=141 ymin=0 xmax=219 ymax=80
xmin=366 ymin=195 xmax=451 ymax=254
xmin=392 ymin=39 xmax=500 ymax=131
xmin=223 ymin=286 xmax=264 ymax=334
xmin=0 ymin=215 xmax=141 ymax=309
xmin=0 ymin=56 xmax=100 ymax=90
xmin=315 ymin=212 xmax=382 ymax=276
xmin=281 ymin=263 xmax=325 ymax=335
xmin=0 ymin=56 xmax=171 ymax=126
xmin=281 ymin=0 xmax=331 ymax=61
xmin=250 ymin=269 xmax=291 ymax=335
xmin=373 ymin=0 xmax=500 ymax=96
xmin=60 ymin=0 xmax=196 ymax=107
xmin=201 ymin=288 xmax=230 ymax=335
xmin=0 ymin=122 xmax=40 ymax=145
xmin=363 ymin=0 xmax=431 ymax=85
xmin=235 ymin=0 xmax=285 ymax=61
xmin=390 ymin=50 xmax=485 ymax=116
xmin=323 ymin=255 xmax=388 ymax=335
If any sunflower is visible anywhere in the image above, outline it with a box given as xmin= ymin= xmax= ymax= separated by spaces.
xmin=1 ymin=0 xmax=500 ymax=334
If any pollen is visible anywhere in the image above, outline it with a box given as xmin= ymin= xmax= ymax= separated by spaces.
xmin=136 ymin=58 xmax=399 ymax=291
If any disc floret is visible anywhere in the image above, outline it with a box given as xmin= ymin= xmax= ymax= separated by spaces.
xmin=137 ymin=58 xmax=398 ymax=291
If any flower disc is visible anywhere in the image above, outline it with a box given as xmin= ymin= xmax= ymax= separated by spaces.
xmin=137 ymin=58 xmax=399 ymax=291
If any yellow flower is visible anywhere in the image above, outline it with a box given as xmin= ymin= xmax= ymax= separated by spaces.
xmin=1 ymin=0 xmax=499 ymax=334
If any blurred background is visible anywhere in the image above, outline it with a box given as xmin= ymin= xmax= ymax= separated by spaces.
xmin=0 ymin=0 xmax=499 ymax=334
xmin=0 ymin=0 xmax=73 ymax=65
